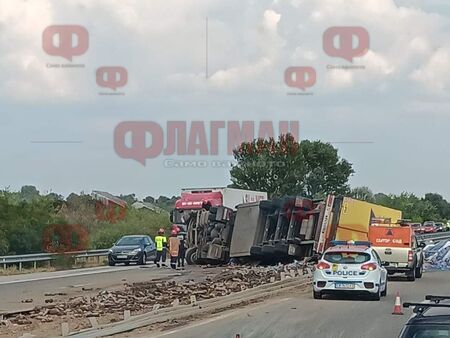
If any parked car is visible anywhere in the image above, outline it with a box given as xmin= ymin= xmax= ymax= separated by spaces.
xmin=313 ymin=240 xmax=388 ymax=301
xmin=108 ymin=235 xmax=156 ymax=266
xmin=399 ymin=295 xmax=450 ymax=337
xmin=410 ymin=223 xmax=422 ymax=234
xmin=435 ymin=222 xmax=445 ymax=232
xmin=423 ymin=221 xmax=437 ymax=233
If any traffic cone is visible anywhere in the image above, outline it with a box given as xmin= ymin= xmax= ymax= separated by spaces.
xmin=392 ymin=292 xmax=403 ymax=315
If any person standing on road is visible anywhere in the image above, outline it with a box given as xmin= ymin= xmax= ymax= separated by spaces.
xmin=154 ymin=228 xmax=167 ymax=268
xmin=168 ymin=229 xmax=180 ymax=269
xmin=177 ymin=232 xmax=186 ymax=269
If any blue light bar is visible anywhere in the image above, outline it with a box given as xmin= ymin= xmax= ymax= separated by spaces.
xmin=331 ymin=240 xmax=371 ymax=247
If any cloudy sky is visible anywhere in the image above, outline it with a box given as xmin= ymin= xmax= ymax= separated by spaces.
xmin=1 ymin=0 xmax=450 ymax=199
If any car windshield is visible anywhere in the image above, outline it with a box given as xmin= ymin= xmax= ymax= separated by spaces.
xmin=324 ymin=252 xmax=371 ymax=264
xmin=116 ymin=237 xmax=143 ymax=246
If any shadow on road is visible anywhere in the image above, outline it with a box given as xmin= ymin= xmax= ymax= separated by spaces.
xmin=388 ymin=275 xmax=414 ymax=282
xmin=319 ymin=293 xmax=379 ymax=301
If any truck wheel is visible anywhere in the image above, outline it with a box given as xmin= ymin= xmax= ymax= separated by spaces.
xmin=407 ymin=267 xmax=416 ymax=281
xmin=313 ymin=290 xmax=322 ymax=299
xmin=415 ymin=263 xmax=423 ymax=278
xmin=185 ymin=247 xmax=198 ymax=265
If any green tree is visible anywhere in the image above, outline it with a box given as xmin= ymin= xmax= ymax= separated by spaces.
xmin=118 ymin=194 xmax=137 ymax=205
xmin=424 ymin=193 xmax=450 ymax=220
xmin=350 ymin=186 xmax=375 ymax=202
xmin=20 ymin=185 xmax=40 ymax=202
xmin=300 ymin=140 xmax=354 ymax=198
xmin=230 ymin=134 xmax=354 ymax=198
xmin=374 ymin=192 xmax=439 ymax=222
xmin=143 ymin=196 xmax=155 ymax=203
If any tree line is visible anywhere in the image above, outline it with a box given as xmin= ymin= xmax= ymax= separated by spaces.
xmin=0 ymin=186 xmax=172 ymax=255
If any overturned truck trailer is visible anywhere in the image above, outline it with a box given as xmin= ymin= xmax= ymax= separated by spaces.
xmin=184 ymin=194 xmax=402 ymax=265
xmin=230 ymin=196 xmax=329 ymax=262
xmin=185 ymin=196 xmax=332 ymax=265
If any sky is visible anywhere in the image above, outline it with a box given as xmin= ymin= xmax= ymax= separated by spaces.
xmin=1 ymin=0 xmax=450 ymax=199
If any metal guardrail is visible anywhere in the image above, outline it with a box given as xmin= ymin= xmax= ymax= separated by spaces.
xmin=0 ymin=249 xmax=109 ymax=271
xmin=2 ymin=231 xmax=449 ymax=271
xmin=416 ymin=232 xmax=450 ymax=243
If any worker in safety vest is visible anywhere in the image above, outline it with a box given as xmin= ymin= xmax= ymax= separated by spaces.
xmin=154 ymin=228 xmax=167 ymax=268
xmin=168 ymin=229 xmax=180 ymax=269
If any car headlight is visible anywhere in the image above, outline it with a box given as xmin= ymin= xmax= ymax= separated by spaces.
xmin=131 ymin=248 xmax=142 ymax=254
xmin=108 ymin=249 xmax=113 ymax=253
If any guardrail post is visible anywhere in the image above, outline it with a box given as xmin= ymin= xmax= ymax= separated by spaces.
xmin=19 ymin=262 xmax=22 ymax=271
xmin=33 ymin=260 xmax=37 ymax=269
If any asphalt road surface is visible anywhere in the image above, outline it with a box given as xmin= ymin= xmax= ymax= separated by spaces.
xmin=0 ymin=264 xmax=187 ymax=312
xmin=141 ymin=271 xmax=450 ymax=338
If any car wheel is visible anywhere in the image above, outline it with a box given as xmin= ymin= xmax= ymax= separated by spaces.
xmin=371 ymin=285 xmax=381 ymax=301
xmin=407 ymin=266 xmax=416 ymax=281
xmin=139 ymin=253 xmax=146 ymax=265
xmin=313 ymin=290 xmax=322 ymax=299
xmin=185 ymin=247 xmax=198 ymax=265
xmin=415 ymin=263 xmax=423 ymax=278
xmin=381 ymin=279 xmax=387 ymax=297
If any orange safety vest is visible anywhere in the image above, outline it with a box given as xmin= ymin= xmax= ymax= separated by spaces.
xmin=168 ymin=237 xmax=180 ymax=257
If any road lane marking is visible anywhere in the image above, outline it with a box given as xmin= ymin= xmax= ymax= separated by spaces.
xmin=0 ymin=266 xmax=142 ymax=286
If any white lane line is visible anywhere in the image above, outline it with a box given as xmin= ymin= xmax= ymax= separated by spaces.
xmin=0 ymin=266 xmax=141 ymax=286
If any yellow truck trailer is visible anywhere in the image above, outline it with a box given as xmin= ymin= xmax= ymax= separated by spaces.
xmin=317 ymin=196 xmax=402 ymax=252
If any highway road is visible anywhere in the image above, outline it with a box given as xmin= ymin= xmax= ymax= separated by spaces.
xmin=134 ymin=271 xmax=450 ymax=338
xmin=0 ymin=264 xmax=197 ymax=313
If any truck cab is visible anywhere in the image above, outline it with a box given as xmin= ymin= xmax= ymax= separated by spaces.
xmin=369 ymin=225 xmax=424 ymax=281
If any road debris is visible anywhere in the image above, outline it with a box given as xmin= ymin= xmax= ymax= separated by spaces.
xmin=4 ymin=262 xmax=310 ymax=327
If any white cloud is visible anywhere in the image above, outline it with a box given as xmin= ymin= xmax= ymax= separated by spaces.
xmin=410 ymin=46 xmax=450 ymax=93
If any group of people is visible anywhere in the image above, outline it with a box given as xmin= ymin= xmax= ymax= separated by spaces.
xmin=154 ymin=225 xmax=186 ymax=269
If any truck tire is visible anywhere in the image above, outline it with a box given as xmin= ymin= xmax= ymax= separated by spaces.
xmin=313 ymin=290 xmax=322 ymax=299
xmin=185 ymin=247 xmax=198 ymax=265
xmin=407 ymin=267 xmax=416 ymax=281
xmin=415 ymin=263 xmax=423 ymax=278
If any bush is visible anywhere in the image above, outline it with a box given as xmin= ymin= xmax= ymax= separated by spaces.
xmin=89 ymin=208 xmax=170 ymax=249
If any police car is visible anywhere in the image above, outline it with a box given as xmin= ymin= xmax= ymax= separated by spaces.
xmin=313 ymin=241 xmax=388 ymax=300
